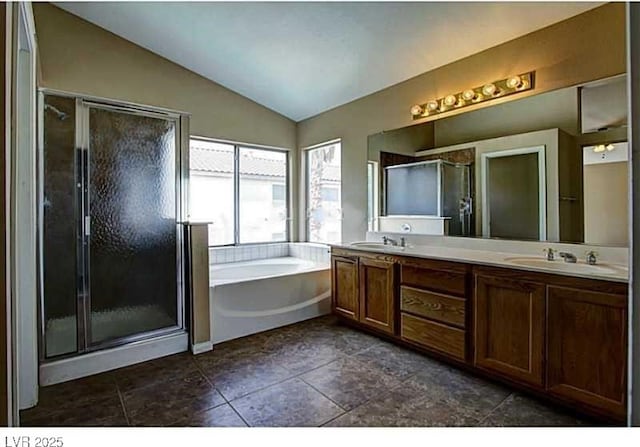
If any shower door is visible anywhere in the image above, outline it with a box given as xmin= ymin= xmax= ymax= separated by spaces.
xmin=41 ymin=93 xmax=185 ymax=358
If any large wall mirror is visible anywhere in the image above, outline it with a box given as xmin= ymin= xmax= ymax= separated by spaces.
xmin=367 ymin=74 xmax=628 ymax=246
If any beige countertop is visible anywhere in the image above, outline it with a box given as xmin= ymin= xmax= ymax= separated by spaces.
xmin=331 ymin=243 xmax=629 ymax=283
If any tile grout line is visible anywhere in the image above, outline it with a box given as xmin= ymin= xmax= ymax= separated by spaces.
xmin=296 ymin=374 xmax=347 ymax=414
xmin=115 ymin=383 xmax=131 ymax=427
xmin=214 ymin=352 xmax=349 ymax=404
xmin=475 ymin=392 xmax=515 ymax=426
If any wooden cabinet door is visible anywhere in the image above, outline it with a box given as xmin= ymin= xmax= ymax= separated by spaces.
xmin=359 ymin=257 xmax=396 ymax=334
xmin=331 ymin=256 xmax=359 ymax=321
xmin=474 ymin=274 xmax=545 ymax=387
xmin=547 ymin=286 xmax=627 ymax=419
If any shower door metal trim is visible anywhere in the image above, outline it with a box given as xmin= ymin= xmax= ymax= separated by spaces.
xmin=76 ymin=98 xmax=90 ymax=353
xmin=37 ymin=87 xmax=191 ymax=117
xmin=38 ymin=92 xmax=188 ymax=361
xmin=36 ymin=91 xmax=45 ymax=361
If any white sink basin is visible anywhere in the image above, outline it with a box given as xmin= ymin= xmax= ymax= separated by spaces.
xmin=503 ymin=256 xmax=628 ymax=276
xmin=349 ymin=241 xmax=405 ymax=251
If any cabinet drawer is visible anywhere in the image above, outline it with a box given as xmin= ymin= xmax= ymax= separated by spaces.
xmin=401 ymin=265 xmax=466 ymax=297
xmin=401 ymin=313 xmax=465 ymax=360
xmin=401 ymin=286 xmax=466 ymax=328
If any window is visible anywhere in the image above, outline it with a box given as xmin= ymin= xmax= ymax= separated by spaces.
xmin=189 ymin=140 xmax=235 ymax=245
xmin=189 ymin=138 xmax=289 ymax=246
xmin=272 ymin=184 xmax=286 ymax=202
xmin=305 ymin=140 xmax=341 ymax=244
xmin=239 ymin=147 xmax=288 ymax=244
xmin=367 ymin=161 xmax=378 ymax=231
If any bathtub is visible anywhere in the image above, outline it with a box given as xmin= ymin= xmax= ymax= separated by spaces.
xmin=209 ymin=257 xmax=331 ymax=343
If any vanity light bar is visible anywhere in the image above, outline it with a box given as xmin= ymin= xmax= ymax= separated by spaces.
xmin=410 ymin=71 xmax=535 ymax=120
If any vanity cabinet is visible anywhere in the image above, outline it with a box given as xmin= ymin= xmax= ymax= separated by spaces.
xmin=359 ymin=257 xmax=396 ymax=334
xmin=547 ymin=286 xmax=627 ymax=420
xmin=331 ymin=253 xmax=396 ymax=334
xmin=474 ymin=273 xmax=546 ymax=386
xmin=331 ymin=256 xmax=359 ymax=321
xmin=330 ymin=248 xmax=628 ymax=423
xmin=399 ymin=259 xmax=469 ymax=361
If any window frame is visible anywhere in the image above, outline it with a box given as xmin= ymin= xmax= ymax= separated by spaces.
xmin=304 ymin=139 xmax=342 ymax=244
xmin=189 ymin=137 xmax=291 ymax=247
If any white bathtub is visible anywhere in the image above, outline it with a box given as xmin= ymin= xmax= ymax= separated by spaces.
xmin=209 ymin=257 xmax=331 ymax=343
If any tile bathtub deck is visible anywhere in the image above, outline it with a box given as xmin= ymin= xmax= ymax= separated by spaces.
xmin=21 ymin=316 xmax=597 ymax=427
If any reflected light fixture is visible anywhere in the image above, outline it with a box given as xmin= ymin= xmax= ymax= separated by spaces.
xmin=410 ymin=71 xmax=535 ymax=119
xmin=594 ymin=143 xmax=616 ymax=153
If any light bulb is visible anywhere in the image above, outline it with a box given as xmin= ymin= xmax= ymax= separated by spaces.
xmin=506 ymin=75 xmax=522 ymax=89
xmin=462 ymin=89 xmax=476 ymax=101
xmin=444 ymin=95 xmax=457 ymax=107
xmin=606 ymin=144 xmax=615 ymax=151
xmin=410 ymin=104 xmax=424 ymax=116
xmin=482 ymin=83 xmax=497 ymax=96
xmin=593 ymin=145 xmax=606 ymax=153
xmin=426 ymin=100 xmax=439 ymax=112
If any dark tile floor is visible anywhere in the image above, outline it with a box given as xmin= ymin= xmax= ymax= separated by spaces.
xmin=21 ymin=315 xmax=595 ymax=427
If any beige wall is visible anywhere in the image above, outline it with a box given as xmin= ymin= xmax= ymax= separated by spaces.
xmin=298 ymin=3 xmax=626 ymax=242
xmin=584 ymin=161 xmax=629 ymax=246
xmin=33 ymin=3 xmax=296 ymax=149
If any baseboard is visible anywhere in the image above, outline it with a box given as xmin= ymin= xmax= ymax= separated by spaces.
xmin=39 ymin=331 xmax=188 ymax=387
xmin=190 ymin=341 xmax=213 ymax=355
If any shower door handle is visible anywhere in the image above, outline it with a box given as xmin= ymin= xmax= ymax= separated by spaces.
xmin=84 ymin=216 xmax=91 ymax=236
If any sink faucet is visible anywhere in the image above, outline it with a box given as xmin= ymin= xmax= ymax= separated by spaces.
xmin=382 ymin=236 xmax=398 ymax=246
xmin=559 ymin=252 xmax=577 ymax=263
xmin=586 ymin=250 xmax=598 ymax=265
xmin=543 ymin=248 xmax=556 ymax=261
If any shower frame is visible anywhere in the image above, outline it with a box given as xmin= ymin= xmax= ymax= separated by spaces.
xmin=36 ymin=88 xmax=191 ymax=361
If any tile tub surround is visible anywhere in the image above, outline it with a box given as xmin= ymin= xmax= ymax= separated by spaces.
xmin=336 ymin=232 xmax=630 ymax=282
xmin=210 ymin=242 xmax=330 ymax=265
xmin=21 ymin=316 xmax=597 ymax=427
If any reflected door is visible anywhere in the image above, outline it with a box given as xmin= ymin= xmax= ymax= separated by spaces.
xmin=482 ymin=147 xmax=546 ymax=241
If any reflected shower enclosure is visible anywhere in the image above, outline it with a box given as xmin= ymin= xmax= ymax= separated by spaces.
xmin=40 ymin=92 xmax=186 ymax=359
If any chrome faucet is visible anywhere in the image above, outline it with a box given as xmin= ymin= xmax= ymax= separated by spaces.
xmin=559 ymin=252 xmax=577 ymax=263
xmin=382 ymin=236 xmax=398 ymax=246
xmin=543 ymin=248 xmax=556 ymax=261
xmin=586 ymin=251 xmax=598 ymax=265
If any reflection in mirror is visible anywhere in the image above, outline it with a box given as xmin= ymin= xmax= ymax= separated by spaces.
xmin=366 ymin=74 xmax=628 ymax=246
xmin=582 ymin=142 xmax=629 ymax=246
xmin=482 ymin=147 xmax=545 ymax=240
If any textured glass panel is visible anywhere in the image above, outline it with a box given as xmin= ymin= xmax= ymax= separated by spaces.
xmin=188 ymin=140 xmax=235 ymax=246
xmin=239 ymin=147 xmax=288 ymax=244
xmin=89 ymin=108 xmax=178 ymax=345
xmin=441 ymin=163 xmax=471 ymax=236
xmin=386 ymin=162 xmax=439 ymax=216
xmin=487 ymin=153 xmax=540 ymax=240
xmin=306 ymin=143 xmax=341 ymax=244
xmin=43 ymin=94 xmax=78 ymax=357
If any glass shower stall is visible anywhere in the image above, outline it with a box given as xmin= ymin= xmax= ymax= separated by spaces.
xmin=384 ymin=159 xmax=473 ymax=236
xmin=39 ymin=91 xmax=187 ymax=359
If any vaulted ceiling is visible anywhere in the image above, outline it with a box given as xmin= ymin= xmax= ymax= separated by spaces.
xmin=55 ymin=2 xmax=602 ymax=121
